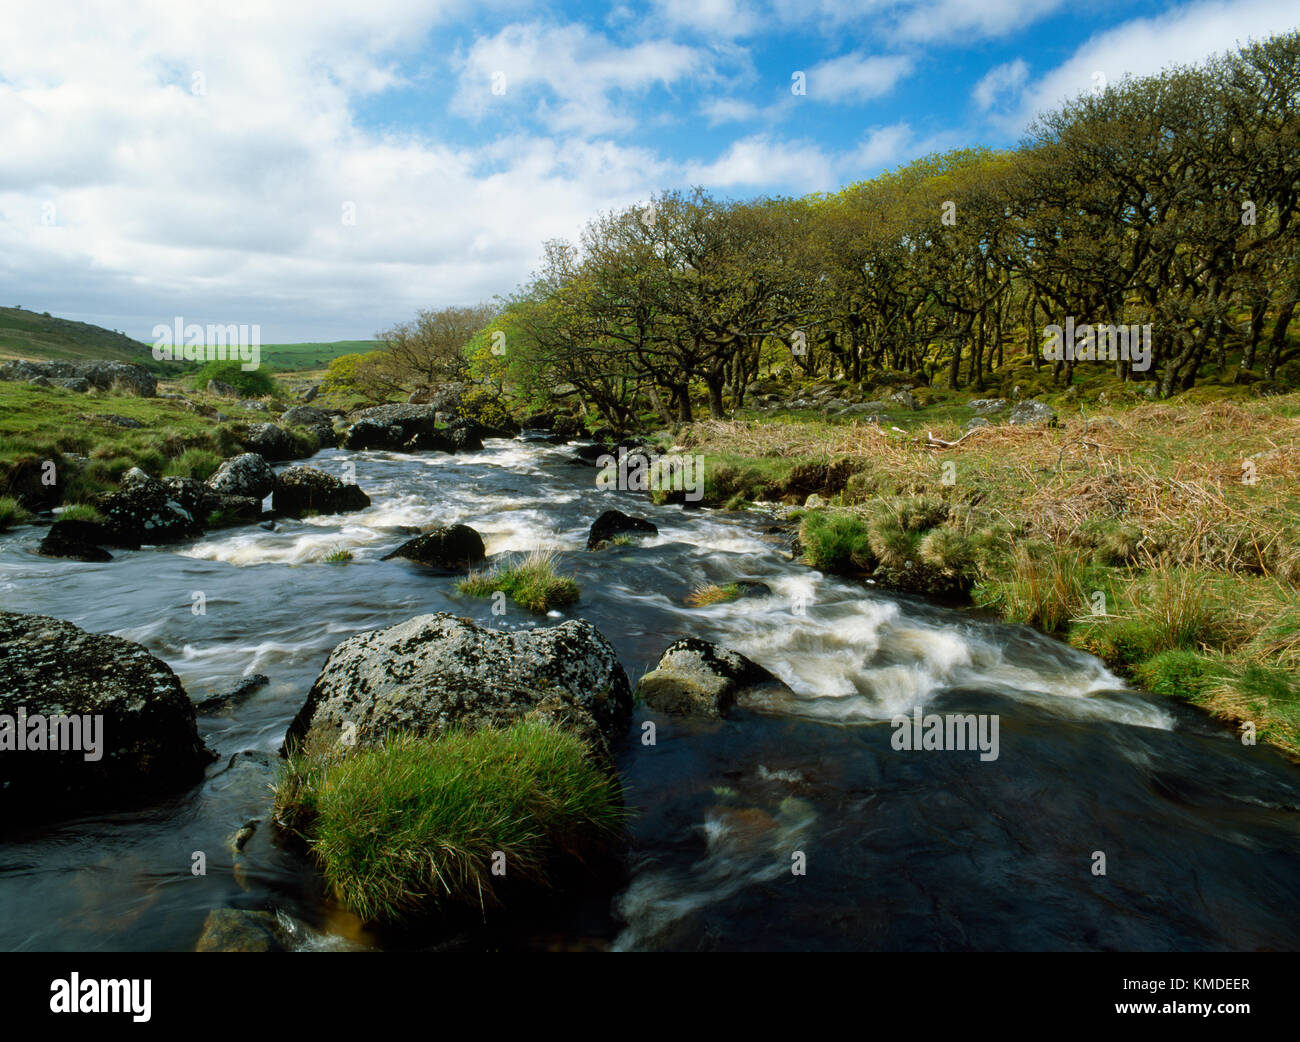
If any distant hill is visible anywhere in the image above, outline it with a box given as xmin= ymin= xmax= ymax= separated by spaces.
xmin=0 ymin=307 xmax=378 ymax=375
xmin=0 ymin=306 xmax=171 ymax=372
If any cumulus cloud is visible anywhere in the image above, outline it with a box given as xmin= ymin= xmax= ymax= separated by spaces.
xmin=973 ymin=58 xmax=1029 ymax=112
xmin=805 ymin=52 xmax=913 ymax=103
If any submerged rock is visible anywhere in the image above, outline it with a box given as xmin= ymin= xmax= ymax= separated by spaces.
xmin=37 ymin=521 xmax=113 ymax=562
xmin=635 ymin=638 xmax=792 ymax=718
xmin=283 ymin=613 xmax=632 ymax=761
xmin=0 ymin=611 xmax=214 ymax=828
xmin=586 ymin=509 xmax=658 ymax=550
xmin=194 ymin=909 xmax=287 ymax=952
xmin=272 ymin=466 xmax=370 ymax=518
xmin=381 ymin=524 xmax=485 ymax=569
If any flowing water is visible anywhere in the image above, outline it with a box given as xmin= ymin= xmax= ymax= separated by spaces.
xmin=1 ymin=438 xmax=1297 ymax=951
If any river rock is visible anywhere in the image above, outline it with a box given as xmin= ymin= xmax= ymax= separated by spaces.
xmin=37 ymin=521 xmax=113 ymax=562
xmin=194 ymin=909 xmax=287 ymax=952
xmin=239 ymin=422 xmax=298 ymax=461
xmin=404 ymin=429 xmax=456 ymax=454
xmin=344 ymin=404 xmax=439 ymax=449
xmin=206 ymin=453 xmax=275 ymax=500
xmin=283 ymin=613 xmax=632 ymax=761
xmin=1008 ymin=399 xmax=1058 ymax=426
xmin=586 ymin=509 xmax=658 ymax=550
xmin=97 ymin=472 xmax=203 ymax=545
xmin=272 ymin=466 xmax=370 ymax=518
xmin=342 ymin=418 xmax=405 ymax=450
xmin=381 ymin=524 xmax=485 ymax=568
xmin=634 ymin=638 xmax=792 ymax=718
xmin=0 ymin=611 xmax=214 ymax=828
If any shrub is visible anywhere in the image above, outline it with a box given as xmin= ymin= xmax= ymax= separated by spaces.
xmin=191 ymin=360 xmax=278 ymax=398
xmin=274 ymin=721 xmax=623 ymax=923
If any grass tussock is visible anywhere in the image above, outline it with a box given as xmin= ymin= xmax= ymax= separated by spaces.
xmin=686 ymin=581 xmax=742 ymax=607
xmin=458 ymin=548 xmax=579 ymax=614
xmin=0 ymin=496 xmax=30 ymax=530
xmin=274 ymin=721 xmax=623 ymax=924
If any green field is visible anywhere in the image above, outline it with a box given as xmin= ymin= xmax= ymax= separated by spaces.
xmin=256 ymin=340 xmax=377 ymax=371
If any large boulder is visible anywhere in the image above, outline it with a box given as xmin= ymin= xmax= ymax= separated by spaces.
xmin=0 ymin=359 xmax=156 ymax=396
xmin=96 ymin=471 xmax=204 ymax=545
xmin=403 ymin=429 xmax=456 ymax=454
xmin=968 ymin=398 xmax=1008 ymax=415
xmin=343 ymin=404 xmax=439 ymax=450
xmin=634 ymin=638 xmax=792 ymax=718
xmin=272 ymin=466 xmax=370 ymax=518
xmin=283 ymin=613 xmax=632 ymax=761
xmin=381 ymin=525 xmax=485 ymax=569
xmin=206 ymin=453 xmax=275 ymax=501
xmin=281 ymin=405 xmax=332 ymax=428
xmin=0 ymin=611 xmax=214 ymax=828
xmin=586 ymin=509 xmax=658 ymax=550
xmin=238 ymin=423 xmax=298 ymax=461
xmin=1008 ymin=399 xmax=1058 ymax=426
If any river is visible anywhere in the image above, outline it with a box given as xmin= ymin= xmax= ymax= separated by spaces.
xmin=1 ymin=437 xmax=1297 ymax=951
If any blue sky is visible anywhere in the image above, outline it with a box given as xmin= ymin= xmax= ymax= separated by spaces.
xmin=1 ymin=0 xmax=1297 ymax=343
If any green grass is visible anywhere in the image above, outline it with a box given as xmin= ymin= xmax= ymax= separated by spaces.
xmin=56 ymin=503 xmax=104 ymax=523
xmin=686 ymin=582 xmax=742 ymax=607
xmin=323 ymin=546 xmax=353 ymax=563
xmin=458 ymin=548 xmax=580 ymax=614
xmin=0 ymin=496 xmax=30 ymax=530
xmin=274 ymin=720 xmax=623 ymax=924
xmin=162 ymin=447 xmax=223 ymax=481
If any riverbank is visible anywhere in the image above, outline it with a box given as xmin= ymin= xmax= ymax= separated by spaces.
xmin=681 ymin=392 xmax=1300 ymax=759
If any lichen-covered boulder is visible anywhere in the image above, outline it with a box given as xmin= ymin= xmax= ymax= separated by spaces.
xmin=1008 ymin=399 xmax=1058 ymax=426
xmin=272 ymin=466 xmax=370 ymax=518
xmin=0 ymin=611 xmax=214 ymax=828
xmin=239 ymin=423 xmax=298 ymax=461
xmin=96 ymin=471 xmax=203 ymax=545
xmin=280 ymin=405 xmax=332 ymax=428
xmin=283 ymin=613 xmax=632 ymax=761
xmin=381 ymin=525 xmax=485 ymax=569
xmin=206 ymin=453 xmax=275 ymax=501
xmin=634 ymin=638 xmax=791 ymax=718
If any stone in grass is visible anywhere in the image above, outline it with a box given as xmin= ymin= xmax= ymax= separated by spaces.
xmin=586 ymin=509 xmax=658 ymax=550
xmin=634 ymin=638 xmax=792 ymax=719
xmin=1008 ymin=399 xmax=1058 ymax=426
xmin=0 ymin=611 xmax=214 ymax=829
xmin=381 ymin=524 xmax=486 ymax=569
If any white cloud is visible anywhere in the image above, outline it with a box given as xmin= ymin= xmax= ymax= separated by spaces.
xmin=841 ymin=122 xmax=914 ymax=174
xmin=685 ymin=136 xmax=836 ymax=193
xmin=805 ymin=52 xmax=913 ymax=103
xmin=973 ymin=58 xmax=1029 ymax=111
xmin=451 ymin=22 xmax=709 ymax=135
xmin=1015 ymin=0 xmax=1300 ymax=130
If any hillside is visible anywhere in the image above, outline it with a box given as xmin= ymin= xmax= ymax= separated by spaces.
xmin=258 ymin=340 xmax=378 ymax=371
xmin=0 ymin=306 xmax=169 ymax=371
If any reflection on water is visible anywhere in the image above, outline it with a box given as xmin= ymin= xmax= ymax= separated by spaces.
xmin=0 ymin=439 xmax=1297 ymax=951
